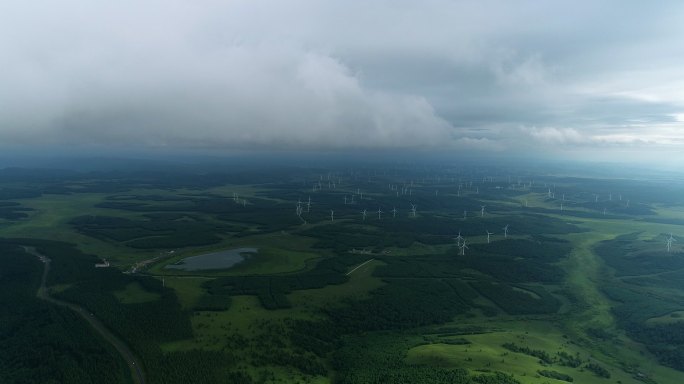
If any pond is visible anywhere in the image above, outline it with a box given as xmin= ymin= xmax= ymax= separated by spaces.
xmin=165 ymin=247 xmax=258 ymax=271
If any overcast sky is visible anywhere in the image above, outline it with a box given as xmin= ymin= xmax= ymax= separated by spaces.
xmin=2 ymin=1 xmax=684 ymax=163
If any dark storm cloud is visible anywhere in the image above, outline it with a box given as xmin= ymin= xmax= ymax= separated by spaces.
xmin=1 ymin=0 xmax=684 ymax=160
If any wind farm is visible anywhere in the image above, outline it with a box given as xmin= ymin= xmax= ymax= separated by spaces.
xmin=2 ymin=159 xmax=684 ymax=384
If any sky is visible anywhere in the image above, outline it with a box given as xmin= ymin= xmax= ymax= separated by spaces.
xmin=2 ymin=1 xmax=684 ymax=164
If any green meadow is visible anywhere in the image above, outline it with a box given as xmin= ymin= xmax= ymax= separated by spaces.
xmin=2 ymin=166 xmax=684 ymax=383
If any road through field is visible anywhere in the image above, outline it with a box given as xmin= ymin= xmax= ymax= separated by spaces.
xmin=347 ymin=258 xmax=375 ymax=276
xmin=26 ymin=247 xmax=146 ymax=384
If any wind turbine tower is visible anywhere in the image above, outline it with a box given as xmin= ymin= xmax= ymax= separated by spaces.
xmin=455 ymin=231 xmax=464 ymax=247
xmin=459 ymin=240 xmax=469 ymax=256
xmin=486 ymin=230 xmax=493 ymax=244
xmin=503 ymin=225 xmax=509 ymax=238
xmin=667 ymin=233 xmax=677 ymax=252
xmin=480 ymin=205 xmax=486 ymax=217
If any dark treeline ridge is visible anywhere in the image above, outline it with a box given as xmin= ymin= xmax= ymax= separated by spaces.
xmin=537 ymin=369 xmax=573 ymax=382
xmin=373 ymin=239 xmax=569 ymax=285
xmin=0 ymin=201 xmax=32 ymax=219
xmin=70 ymin=214 xmax=232 ymax=249
xmin=596 ymin=234 xmax=684 ymax=372
xmin=330 ymin=333 xmax=521 ymax=384
xmin=0 ymin=242 xmax=131 ymax=384
xmin=471 ymin=282 xmax=560 ymax=315
xmin=204 ymin=254 xmax=363 ymax=309
xmin=0 ymin=238 xmax=253 ymax=384
xmin=502 ymin=343 xmax=553 ymax=364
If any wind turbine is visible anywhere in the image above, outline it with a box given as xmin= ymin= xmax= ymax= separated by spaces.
xmin=344 ymin=195 xmax=348 ymax=205
xmin=480 ymin=205 xmax=486 ymax=217
xmin=410 ymin=204 xmax=417 ymax=218
xmin=459 ymin=239 xmax=469 ymax=256
xmin=307 ymin=196 xmax=311 ymax=212
xmin=667 ymin=233 xmax=677 ymax=252
xmin=486 ymin=230 xmax=493 ymax=244
xmin=503 ymin=225 xmax=509 ymax=238
xmin=377 ymin=207 xmax=383 ymax=220
xmin=362 ymin=209 xmax=367 ymax=221
xmin=455 ymin=231 xmax=464 ymax=247
xmin=330 ymin=210 xmax=334 ymax=222
xmin=392 ymin=207 xmax=397 ymax=218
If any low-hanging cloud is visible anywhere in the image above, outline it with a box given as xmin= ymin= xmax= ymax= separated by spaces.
xmin=1 ymin=42 xmax=452 ymax=149
xmin=2 ymin=0 xmax=684 ymax=161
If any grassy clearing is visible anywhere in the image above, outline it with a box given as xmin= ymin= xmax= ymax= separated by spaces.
xmin=242 ymin=365 xmax=330 ymax=384
xmin=407 ymin=324 xmax=644 ymax=384
xmin=162 ymin=295 xmax=315 ymax=353
xmin=646 ymin=311 xmax=684 ymax=325
xmin=288 ymin=259 xmax=385 ymax=310
xmin=113 ymin=282 xmax=161 ymax=304
xmin=0 ymin=193 xmax=157 ymax=265
xmin=161 ymin=276 xmax=209 ymax=310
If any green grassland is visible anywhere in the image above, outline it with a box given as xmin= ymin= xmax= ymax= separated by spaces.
xmin=3 ymin=166 xmax=684 ymax=383
xmin=114 ymin=282 xmax=162 ymax=304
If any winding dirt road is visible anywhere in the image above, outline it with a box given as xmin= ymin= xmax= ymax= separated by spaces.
xmin=27 ymin=247 xmax=146 ymax=384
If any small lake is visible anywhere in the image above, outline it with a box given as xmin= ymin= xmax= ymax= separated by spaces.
xmin=165 ymin=247 xmax=257 ymax=271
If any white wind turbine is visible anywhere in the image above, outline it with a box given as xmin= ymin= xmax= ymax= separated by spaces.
xmin=502 ymin=225 xmax=509 ymax=238
xmin=459 ymin=239 xmax=469 ymax=256
xmin=377 ymin=207 xmax=383 ymax=220
xmin=362 ymin=209 xmax=367 ymax=221
xmin=480 ymin=205 xmax=486 ymax=217
xmin=455 ymin=231 xmax=464 ymax=247
xmin=392 ymin=207 xmax=397 ymax=218
xmin=667 ymin=233 xmax=677 ymax=252
xmin=330 ymin=210 xmax=334 ymax=222
xmin=486 ymin=230 xmax=493 ymax=244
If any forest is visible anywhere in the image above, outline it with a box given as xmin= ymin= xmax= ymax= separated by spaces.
xmin=2 ymin=165 xmax=684 ymax=384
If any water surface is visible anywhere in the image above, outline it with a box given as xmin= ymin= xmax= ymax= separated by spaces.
xmin=165 ymin=247 xmax=257 ymax=271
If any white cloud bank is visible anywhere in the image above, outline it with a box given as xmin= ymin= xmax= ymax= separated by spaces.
xmin=2 ymin=0 xmax=684 ymax=161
